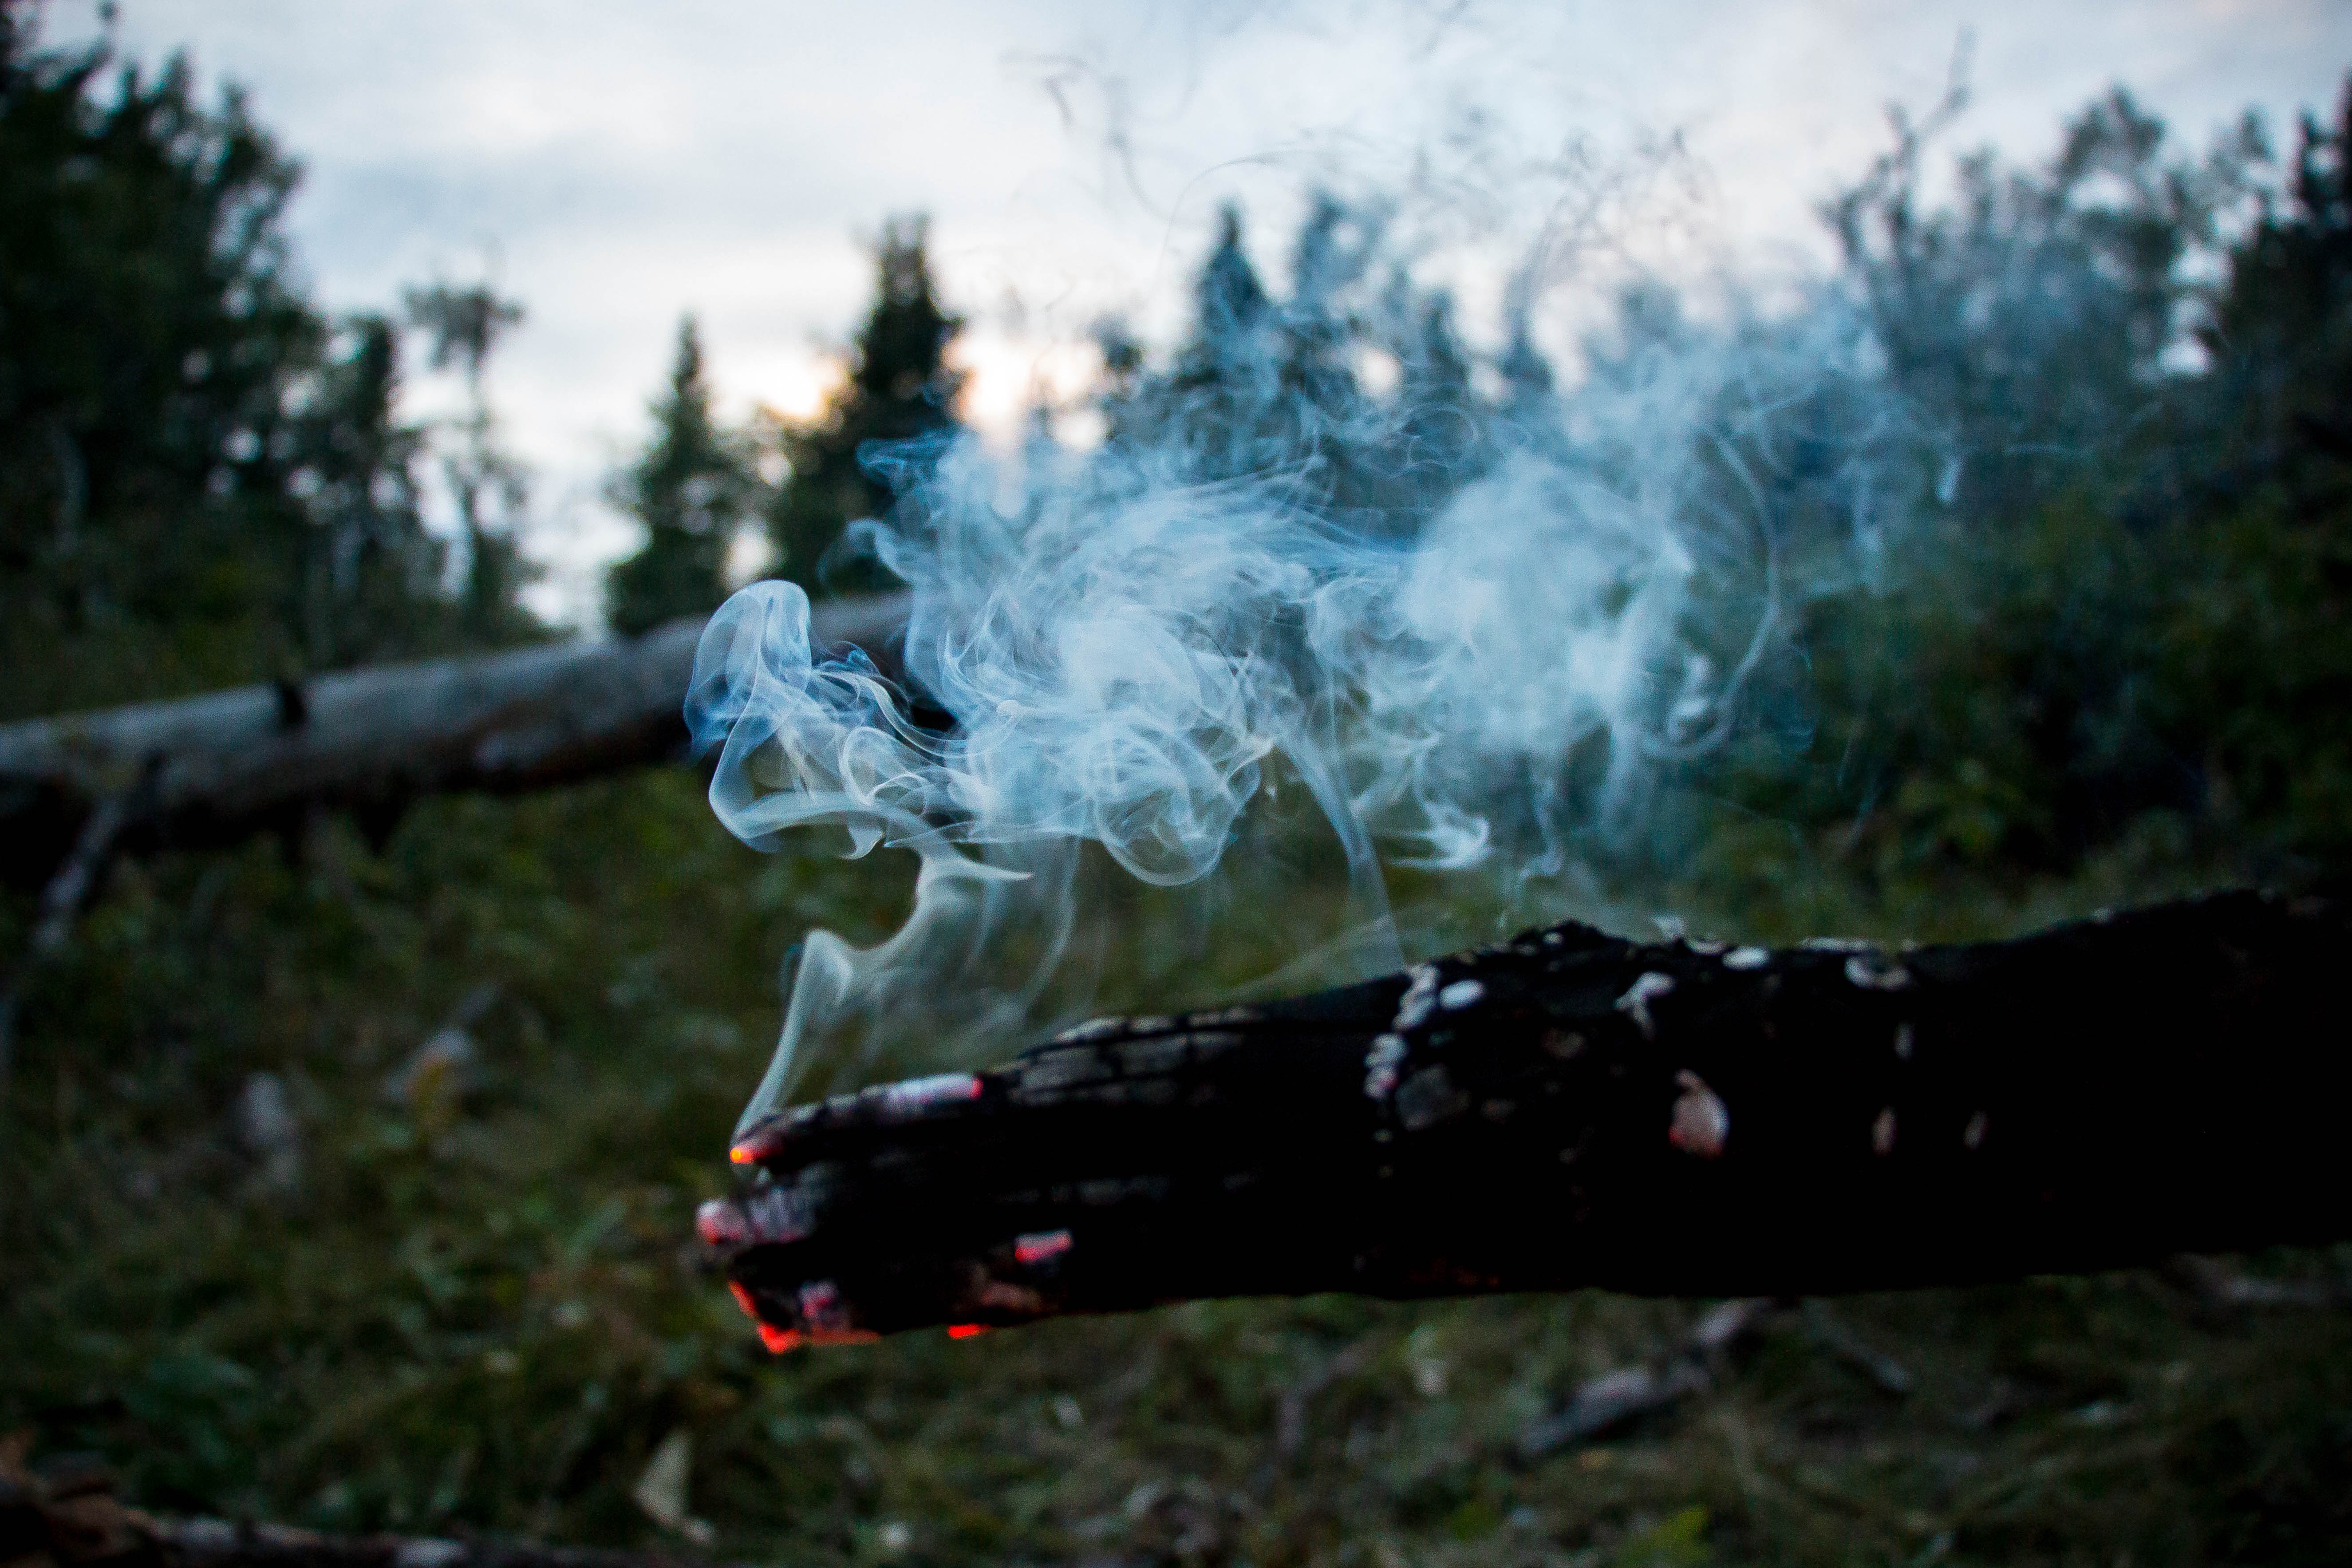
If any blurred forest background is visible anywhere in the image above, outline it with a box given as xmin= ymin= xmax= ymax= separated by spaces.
xmin=6 ymin=1 xmax=2352 ymax=1563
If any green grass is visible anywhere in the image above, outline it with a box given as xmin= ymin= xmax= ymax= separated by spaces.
xmin=4 ymin=769 xmax=2349 ymax=1565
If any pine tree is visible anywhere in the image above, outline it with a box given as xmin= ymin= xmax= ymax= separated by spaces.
xmin=2201 ymin=81 xmax=2352 ymax=514
xmin=766 ymin=216 xmax=964 ymax=596
xmin=404 ymin=280 xmax=537 ymax=647
xmin=0 ymin=1 xmax=501 ymax=712
xmin=289 ymin=313 xmax=446 ymax=667
xmin=1097 ymin=195 xmax=1505 ymax=532
xmin=605 ymin=316 xmax=759 ymax=635
xmin=2161 ymin=77 xmax=2352 ymax=853
xmin=0 ymin=2 xmax=319 ymax=713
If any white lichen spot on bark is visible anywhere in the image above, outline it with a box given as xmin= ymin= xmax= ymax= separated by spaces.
xmin=1362 ymin=1032 xmax=1408 ymax=1100
xmin=1617 ymin=972 xmax=1676 ymax=1039
xmin=1669 ymin=1069 xmax=1729 ymax=1157
xmin=1845 ymin=953 xmax=1913 ymax=991
xmin=1438 ymin=978 xmax=1485 ymax=1010
xmin=1391 ymin=964 xmax=1441 ymax=1033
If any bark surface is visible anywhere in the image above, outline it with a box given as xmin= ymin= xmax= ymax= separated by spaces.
xmin=0 ymin=595 xmax=910 ymax=889
xmin=703 ymin=888 xmax=2352 ymax=1347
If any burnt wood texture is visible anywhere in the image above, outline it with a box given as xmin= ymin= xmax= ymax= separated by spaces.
xmin=703 ymin=888 xmax=2352 ymax=1348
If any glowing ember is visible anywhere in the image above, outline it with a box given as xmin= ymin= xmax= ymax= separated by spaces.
xmin=1014 ymin=1228 xmax=1073 ymax=1265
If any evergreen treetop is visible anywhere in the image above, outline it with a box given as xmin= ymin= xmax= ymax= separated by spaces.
xmin=766 ymin=215 xmax=965 ymax=597
xmin=605 ymin=315 xmax=761 ymax=636
xmin=0 ymin=0 xmax=523 ymax=716
xmin=405 ymin=280 xmax=538 ymax=647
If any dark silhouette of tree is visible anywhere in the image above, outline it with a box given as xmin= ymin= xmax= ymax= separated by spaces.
xmin=1103 ymin=201 xmax=1350 ymax=491
xmin=1827 ymin=84 xmax=2261 ymax=525
xmin=1097 ymin=195 xmax=1497 ymax=534
xmin=0 ymin=1 xmax=318 ymax=714
xmin=0 ymin=2 xmax=539 ymax=715
xmin=287 ymin=314 xmax=445 ymax=667
xmin=766 ymin=216 xmax=964 ymax=596
xmin=2160 ymin=80 xmax=2352 ymax=856
xmin=605 ymin=317 xmax=761 ymax=636
xmin=1385 ymin=282 xmax=1483 ymax=514
xmin=404 ymin=280 xmax=537 ymax=647
xmin=2201 ymin=82 xmax=2352 ymax=517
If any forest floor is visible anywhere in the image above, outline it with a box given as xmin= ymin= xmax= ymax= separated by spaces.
xmin=5 ymin=768 xmax=2348 ymax=1567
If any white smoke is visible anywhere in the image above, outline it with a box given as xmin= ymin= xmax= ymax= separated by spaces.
xmin=689 ymin=245 xmax=1929 ymax=1125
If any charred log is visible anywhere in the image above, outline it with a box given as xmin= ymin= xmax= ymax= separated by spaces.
xmin=703 ymin=888 xmax=2352 ymax=1347
xmin=0 ymin=595 xmax=910 ymax=891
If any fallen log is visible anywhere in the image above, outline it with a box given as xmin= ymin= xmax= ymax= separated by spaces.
xmin=0 ymin=1438 xmax=734 ymax=1568
xmin=0 ymin=594 xmax=910 ymax=890
xmin=701 ymin=887 xmax=2352 ymax=1347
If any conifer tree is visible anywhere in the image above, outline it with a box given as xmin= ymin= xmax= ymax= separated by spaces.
xmin=766 ymin=217 xmax=964 ymax=596
xmin=2201 ymin=82 xmax=2352 ymax=515
xmin=605 ymin=316 xmax=759 ymax=635
xmin=291 ymin=314 xmax=445 ymax=667
xmin=0 ymin=3 xmax=315 ymax=713
xmin=0 ymin=2 xmax=491 ymax=712
xmin=1098 ymin=195 xmax=1503 ymax=533
xmin=405 ymin=280 xmax=538 ymax=647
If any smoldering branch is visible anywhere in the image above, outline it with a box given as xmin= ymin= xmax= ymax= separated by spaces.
xmin=704 ymin=887 xmax=2352 ymax=1347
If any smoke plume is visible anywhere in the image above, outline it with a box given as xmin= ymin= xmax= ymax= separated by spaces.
xmin=690 ymin=208 xmax=1934 ymax=1125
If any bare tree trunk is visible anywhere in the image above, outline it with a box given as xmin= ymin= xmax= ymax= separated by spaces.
xmin=702 ymin=888 xmax=2352 ymax=1347
xmin=0 ymin=595 xmax=909 ymax=890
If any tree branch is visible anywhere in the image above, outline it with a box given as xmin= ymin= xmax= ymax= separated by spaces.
xmin=702 ymin=888 xmax=2352 ymax=1347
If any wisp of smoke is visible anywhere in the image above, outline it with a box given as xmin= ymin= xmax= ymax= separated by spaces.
xmin=690 ymin=232 xmax=1930 ymax=1129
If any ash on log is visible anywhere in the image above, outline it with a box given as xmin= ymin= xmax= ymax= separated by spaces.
xmin=701 ymin=888 xmax=2352 ymax=1348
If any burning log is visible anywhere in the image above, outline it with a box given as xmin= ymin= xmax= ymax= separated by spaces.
xmin=702 ymin=887 xmax=2352 ymax=1348
xmin=0 ymin=593 xmax=911 ymax=892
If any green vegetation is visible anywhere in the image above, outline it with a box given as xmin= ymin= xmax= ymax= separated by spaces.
xmin=7 ymin=775 xmax=2349 ymax=1566
xmin=6 ymin=4 xmax=2352 ymax=1563
xmin=605 ymin=318 xmax=763 ymax=637
xmin=0 ymin=6 xmax=544 ymax=722
xmin=403 ymin=280 xmax=539 ymax=650
xmin=763 ymin=216 xmax=967 ymax=597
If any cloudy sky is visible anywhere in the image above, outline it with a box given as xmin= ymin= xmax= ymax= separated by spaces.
xmin=41 ymin=0 xmax=2352 ymax=623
